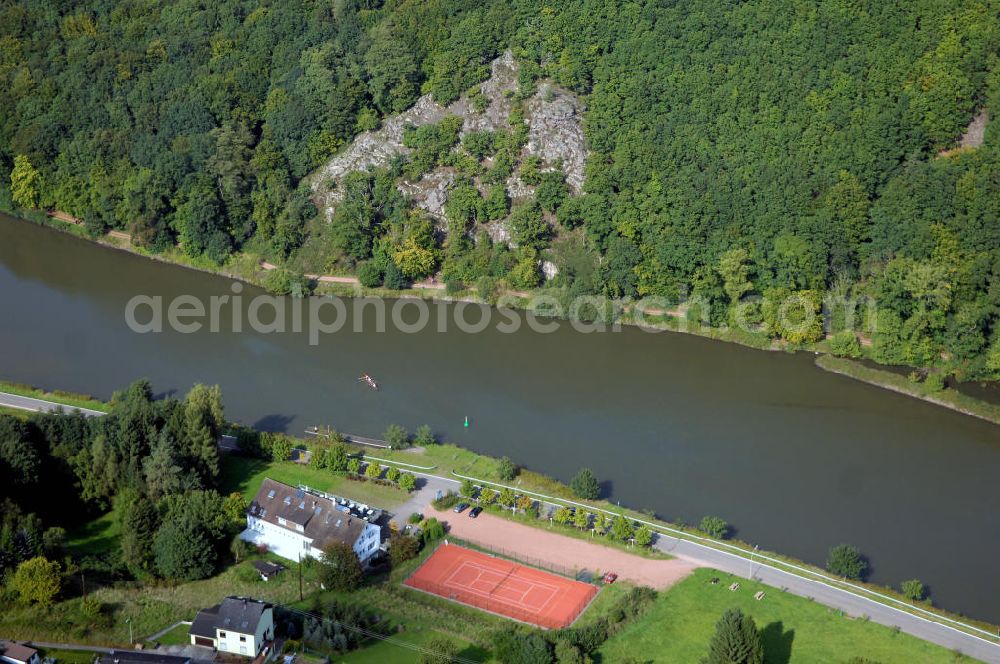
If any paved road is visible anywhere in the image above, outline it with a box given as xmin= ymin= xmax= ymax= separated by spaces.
xmin=394 ymin=468 xmax=1000 ymax=663
xmin=0 ymin=391 xmax=105 ymax=417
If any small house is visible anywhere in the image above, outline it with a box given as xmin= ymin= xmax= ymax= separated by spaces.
xmin=251 ymin=560 xmax=284 ymax=581
xmin=189 ymin=596 xmax=274 ymax=657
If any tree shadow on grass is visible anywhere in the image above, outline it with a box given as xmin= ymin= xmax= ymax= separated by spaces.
xmin=761 ymin=621 xmax=794 ymax=664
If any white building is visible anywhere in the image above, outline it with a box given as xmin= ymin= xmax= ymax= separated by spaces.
xmin=240 ymin=478 xmax=381 ymax=563
xmin=189 ymin=596 xmax=274 ymax=657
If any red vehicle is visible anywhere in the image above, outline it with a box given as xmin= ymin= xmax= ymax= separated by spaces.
xmin=603 ymin=572 xmax=618 ymax=584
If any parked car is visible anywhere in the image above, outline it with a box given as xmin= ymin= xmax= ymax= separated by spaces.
xmin=454 ymin=502 xmax=469 ymax=513
xmin=469 ymin=506 xmax=483 ymax=518
xmin=603 ymin=572 xmax=618 ymax=584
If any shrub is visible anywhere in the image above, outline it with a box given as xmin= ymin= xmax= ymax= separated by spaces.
xmin=827 ymin=543 xmax=868 ymax=580
xmin=384 ymin=424 xmax=409 ymax=449
xmin=497 ymin=456 xmax=518 ymax=481
xmin=421 ymin=517 xmax=446 ymax=545
xmin=923 ymin=372 xmax=946 ymax=392
xmin=364 ymin=462 xmax=382 ymax=479
xmin=386 ymin=466 xmax=401 ymax=482
xmin=383 ymin=262 xmax=407 ymax=289
xmin=413 ymin=424 xmax=436 ymax=447
xmin=634 ymin=524 xmax=654 ymax=547
xmin=901 ymin=578 xmax=926 ymax=601
xmin=390 ymin=534 xmax=420 ymax=567
xmin=408 ymin=512 xmax=423 ymax=524
xmin=398 ymin=473 xmax=416 ymax=492
xmin=699 ymin=516 xmax=730 ymax=539
xmin=11 ymin=557 xmax=61 ymax=606
xmin=829 ymin=330 xmax=862 ymax=358
xmin=347 ymin=458 xmax=362 ymax=474
xmin=357 ymin=261 xmax=384 ymax=288
xmin=570 ymin=468 xmax=600 ymax=500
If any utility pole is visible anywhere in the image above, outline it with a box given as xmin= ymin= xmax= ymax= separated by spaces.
xmin=749 ymin=544 xmax=759 ymax=580
xmin=125 ymin=617 xmax=133 ymax=645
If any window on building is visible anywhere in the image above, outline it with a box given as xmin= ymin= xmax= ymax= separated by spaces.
xmin=240 ymin=636 xmax=247 ymax=642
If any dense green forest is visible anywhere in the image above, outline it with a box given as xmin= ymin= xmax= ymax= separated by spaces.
xmin=3 ymin=0 xmax=1000 ymax=378
xmin=0 ymin=380 xmax=235 ymax=592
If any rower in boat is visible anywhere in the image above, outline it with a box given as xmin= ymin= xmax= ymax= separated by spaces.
xmin=358 ymin=373 xmax=379 ymax=391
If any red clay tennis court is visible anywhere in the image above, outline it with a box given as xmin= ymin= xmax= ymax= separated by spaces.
xmin=404 ymin=544 xmax=597 ymax=629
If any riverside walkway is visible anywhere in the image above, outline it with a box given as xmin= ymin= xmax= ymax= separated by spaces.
xmin=390 ymin=465 xmax=1000 ymax=663
xmin=0 ymin=391 xmax=105 ymax=417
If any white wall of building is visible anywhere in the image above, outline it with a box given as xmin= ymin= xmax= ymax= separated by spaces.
xmin=242 ymin=515 xmax=381 ymax=563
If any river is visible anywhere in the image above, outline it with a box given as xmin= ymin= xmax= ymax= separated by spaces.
xmin=1 ymin=213 xmax=998 ymax=622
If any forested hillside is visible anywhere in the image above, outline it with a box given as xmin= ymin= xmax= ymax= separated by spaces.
xmin=3 ymin=0 xmax=1000 ymax=378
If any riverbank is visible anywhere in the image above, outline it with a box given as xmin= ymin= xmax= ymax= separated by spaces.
xmin=7 ymin=206 xmax=1000 ymax=429
xmin=815 ymin=356 xmax=1000 ymax=426
xmin=5 ymin=375 xmax=1000 ymax=652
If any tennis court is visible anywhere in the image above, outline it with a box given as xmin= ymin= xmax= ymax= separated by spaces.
xmin=404 ymin=544 xmax=597 ymax=629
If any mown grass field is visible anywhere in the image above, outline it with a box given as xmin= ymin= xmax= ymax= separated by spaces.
xmin=150 ymin=622 xmax=193 ymax=646
xmin=598 ymin=568 xmax=974 ymax=663
xmin=219 ymin=455 xmax=408 ymax=510
xmin=336 ymin=630 xmax=487 ymax=663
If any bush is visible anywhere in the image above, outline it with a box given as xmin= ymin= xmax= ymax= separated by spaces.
xmin=699 ymin=516 xmax=730 ymax=539
xmin=433 ymin=492 xmax=460 ymax=510
xmin=383 ymin=262 xmax=407 ymax=289
xmin=384 ymin=424 xmax=409 ymax=449
xmin=364 ymin=462 xmax=382 ymax=479
xmin=347 ymin=458 xmax=362 ymax=474
xmin=390 ymin=534 xmax=420 ymax=567
xmin=923 ymin=372 xmax=946 ymax=392
xmin=570 ymin=468 xmax=600 ymax=500
xmin=413 ymin=424 xmax=435 ymax=447
xmin=357 ymin=261 xmax=384 ymax=288
xmin=386 ymin=466 xmax=401 ymax=482
xmin=497 ymin=456 xmax=518 ymax=481
xmin=419 ymin=636 xmax=461 ymax=664
xmin=901 ymin=578 xmax=926 ymax=601
xmin=827 ymin=543 xmax=868 ymax=580
xmin=11 ymin=557 xmax=61 ymax=606
xmin=408 ymin=512 xmax=423 ymax=524
xmin=420 ymin=517 xmax=446 ymax=546
xmin=398 ymin=473 xmax=416 ymax=492
xmin=829 ymin=331 xmax=862 ymax=358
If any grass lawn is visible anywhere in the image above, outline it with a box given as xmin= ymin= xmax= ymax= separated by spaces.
xmin=219 ymin=455 xmax=407 ymax=510
xmin=598 ymin=568 xmax=975 ymax=663
xmin=151 ymin=622 xmax=193 ymax=646
xmin=0 ymin=379 xmax=108 ymax=412
xmin=0 ymin=555 xmax=316 ymax=645
xmin=39 ymin=650 xmax=103 ymax=664
xmin=336 ymin=630 xmax=488 ymax=663
xmin=67 ymin=508 xmax=121 ymax=556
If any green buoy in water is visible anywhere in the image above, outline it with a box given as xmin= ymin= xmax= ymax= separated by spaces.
xmin=464 ymin=416 xmax=469 ymax=428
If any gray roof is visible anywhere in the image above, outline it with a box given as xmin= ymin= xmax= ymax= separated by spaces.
xmin=97 ymin=653 xmax=193 ymax=664
xmin=189 ymin=597 xmax=271 ymax=637
xmin=0 ymin=643 xmax=37 ymax=664
xmin=249 ymin=479 xmax=366 ymax=551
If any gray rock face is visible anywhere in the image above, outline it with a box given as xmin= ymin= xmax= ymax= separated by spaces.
xmin=311 ymin=50 xmax=589 ymax=283
xmin=524 ymin=83 xmax=587 ymax=194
